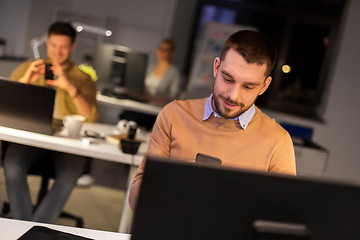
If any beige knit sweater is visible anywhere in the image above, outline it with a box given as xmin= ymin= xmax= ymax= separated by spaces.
xmin=130 ymin=98 xmax=296 ymax=209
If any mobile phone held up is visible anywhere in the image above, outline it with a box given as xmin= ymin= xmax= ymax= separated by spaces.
xmin=44 ymin=63 xmax=54 ymax=80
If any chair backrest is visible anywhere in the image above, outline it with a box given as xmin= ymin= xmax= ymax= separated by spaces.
xmin=1 ymin=141 xmax=9 ymax=163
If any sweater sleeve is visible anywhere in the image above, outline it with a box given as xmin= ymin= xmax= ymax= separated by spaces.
xmin=9 ymin=61 xmax=32 ymax=81
xmin=268 ymin=130 xmax=297 ymax=175
xmin=54 ymin=65 xmax=98 ymax=122
xmin=146 ymin=106 xmax=173 ymax=156
xmin=129 ymin=103 xmax=173 ymax=210
xmin=76 ymin=73 xmax=98 ymax=122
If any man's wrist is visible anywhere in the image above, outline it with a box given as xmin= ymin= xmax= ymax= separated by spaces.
xmin=69 ymin=85 xmax=79 ymax=98
xmin=71 ymin=88 xmax=79 ymax=98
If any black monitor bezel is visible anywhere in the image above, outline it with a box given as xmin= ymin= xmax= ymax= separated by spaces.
xmin=131 ymin=155 xmax=360 ymax=240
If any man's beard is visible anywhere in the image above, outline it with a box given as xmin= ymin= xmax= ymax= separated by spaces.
xmin=212 ymin=94 xmax=245 ymax=119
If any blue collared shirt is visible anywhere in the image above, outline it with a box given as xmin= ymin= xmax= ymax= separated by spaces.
xmin=202 ymin=94 xmax=255 ymax=130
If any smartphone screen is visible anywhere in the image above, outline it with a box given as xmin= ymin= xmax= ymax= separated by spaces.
xmin=44 ymin=63 xmax=54 ymax=80
xmin=195 ymin=153 xmax=222 ymax=165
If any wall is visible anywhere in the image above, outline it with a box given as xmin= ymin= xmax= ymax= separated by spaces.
xmin=310 ymin=0 xmax=360 ymax=183
xmin=0 ymin=0 xmax=31 ymax=56
xmin=1 ymin=0 xmax=360 ymax=184
xmin=0 ymin=0 xmax=177 ymax=64
xmin=268 ymin=0 xmax=360 ymax=184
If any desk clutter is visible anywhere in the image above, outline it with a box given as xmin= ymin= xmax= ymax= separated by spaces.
xmin=82 ymin=119 xmax=146 ymax=155
xmin=106 ymin=134 xmax=143 ymax=155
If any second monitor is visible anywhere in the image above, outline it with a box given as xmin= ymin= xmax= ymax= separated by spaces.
xmin=94 ymin=43 xmax=148 ymax=101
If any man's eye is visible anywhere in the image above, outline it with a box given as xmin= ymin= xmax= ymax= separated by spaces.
xmin=223 ymin=76 xmax=233 ymax=82
xmin=244 ymin=85 xmax=254 ymax=89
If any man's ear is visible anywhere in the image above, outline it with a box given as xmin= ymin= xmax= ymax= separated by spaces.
xmin=259 ymin=76 xmax=272 ymax=96
xmin=213 ymin=57 xmax=221 ymax=78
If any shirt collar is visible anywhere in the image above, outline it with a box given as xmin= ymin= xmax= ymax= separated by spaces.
xmin=203 ymin=94 xmax=255 ymax=130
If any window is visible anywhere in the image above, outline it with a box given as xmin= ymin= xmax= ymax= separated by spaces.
xmin=186 ymin=0 xmax=346 ymax=120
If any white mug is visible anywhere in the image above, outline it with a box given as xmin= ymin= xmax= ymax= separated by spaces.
xmin=63 ymin=114 xmax=85 ymax=138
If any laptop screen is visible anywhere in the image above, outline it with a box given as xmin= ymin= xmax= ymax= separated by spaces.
xmin=131 ymin=156 xmax=360 ymax=240
xmin=0 ymin=77 xmax=55 ymax=135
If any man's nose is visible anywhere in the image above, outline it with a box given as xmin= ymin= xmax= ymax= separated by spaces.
xmin=54 ymin=48 xmax=62 ymax=55
xmin=227 ymin=84 xmax=241 ymax=102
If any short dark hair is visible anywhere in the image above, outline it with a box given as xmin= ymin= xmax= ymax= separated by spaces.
xmin=220 ymin=30 xmax=277 ymax=77
xmin=159 ymin=38 xmax=176 ymax=52
xmin=48 ymin=21 xmax=77 ymax=43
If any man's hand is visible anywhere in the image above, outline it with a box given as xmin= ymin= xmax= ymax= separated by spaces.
xmin=18 ymin=59 xmax=45 ymax=84
xmin=46 ymin=61 xmax=92 ymax=119
xmin=46 ymin=61 xmax=77 ymax=97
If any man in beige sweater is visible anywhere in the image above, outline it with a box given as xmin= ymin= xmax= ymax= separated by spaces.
xmin=129 ymin=30 xmax=296 ymax=210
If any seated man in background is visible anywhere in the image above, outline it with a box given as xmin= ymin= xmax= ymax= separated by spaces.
xmin=3 ymin=21 xmax=98 ymax=223
xmin=130 ymin=30 xmax=296 ymax=210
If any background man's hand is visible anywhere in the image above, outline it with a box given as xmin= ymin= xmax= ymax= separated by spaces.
xmin=18 ymin=59 xmax=45 ymax=84
xmin=46 ymin=61 xmax=77 ymax=97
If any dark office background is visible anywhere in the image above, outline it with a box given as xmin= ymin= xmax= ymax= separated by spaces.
xmin=0 ymin=0 xmax=359 ymax=188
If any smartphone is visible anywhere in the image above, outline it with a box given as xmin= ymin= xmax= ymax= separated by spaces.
xmin=44 ymin=63 xmax=54 ymax=80
xmin=195 ymin=153 xmax=222 ymax=165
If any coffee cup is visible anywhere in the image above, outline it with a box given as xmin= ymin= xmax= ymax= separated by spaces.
xmin=63 ymin=114 xmax=85 ymax=138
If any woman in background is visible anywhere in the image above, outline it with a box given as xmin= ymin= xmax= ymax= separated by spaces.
xmin=144 ymin=38 xmax=181 ymax=105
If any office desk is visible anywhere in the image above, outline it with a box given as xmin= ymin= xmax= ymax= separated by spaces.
xmin=0 ymin=217 xmax=131 ymax=239
xmin=0 ymin=122 xmax=149 ymax=233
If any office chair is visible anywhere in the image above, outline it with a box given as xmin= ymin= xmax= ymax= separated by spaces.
xmin=1 ymin=141 xmax=89 ymax=227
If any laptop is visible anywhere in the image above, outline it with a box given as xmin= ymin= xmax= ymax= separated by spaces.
xmin=131 ymin=156 xmax=360 ymax=240
xmin=0 ymin=77 xmax=56 ymax=135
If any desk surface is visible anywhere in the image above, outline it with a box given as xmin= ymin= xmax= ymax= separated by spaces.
xmin=0 ymin=122 xmax=148 ymax=166
xmin=0 ymin=217 xmax=131 ymax=239
xmin=0 ymin=122 xmax=148 ymax=233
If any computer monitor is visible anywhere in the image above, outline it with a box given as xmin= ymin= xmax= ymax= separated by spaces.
xmin=131 ymin=156 xmax=360 ymax=240
xmin=0 ymin=77 xmax=55 ymax=135
xmin=94 ymin=43 xmax=148 ymax=98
